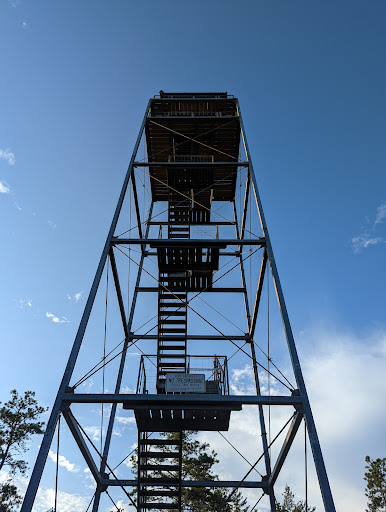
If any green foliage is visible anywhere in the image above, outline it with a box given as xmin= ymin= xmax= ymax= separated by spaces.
xmin=0 ymin=389 xmax=46 ymax=475
xmin=130 ymin=431 xmax=249 ymax=511
xmin=0 ymin=389 xmax=46 ymax=512
xmin=276 ymin=484 xmax=315 ymax=512
xmin=0 ymin=481 xmax=22 ymax=512
xmin=364 ymin=455 xmax=386 ymax=512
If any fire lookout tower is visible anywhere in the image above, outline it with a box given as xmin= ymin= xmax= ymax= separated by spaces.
xmin=21 ymin=92 xmax=336 ymax=512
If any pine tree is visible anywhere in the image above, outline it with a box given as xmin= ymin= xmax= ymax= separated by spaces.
xmin=0 ymin=389 xmax=47 ymax=512
xmin=364 ymin=456 xmax=386 ymax=512
xmin=276 ymin=484 xmax=315 ymax=512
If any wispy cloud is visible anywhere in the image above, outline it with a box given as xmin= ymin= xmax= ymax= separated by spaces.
xmin=16 ymin=298 xmax=32 ymax=309
xmin=351 ymin=202 xmax=386 ymax=253
xmin=48 ymin=220 xmax=57 ymax=229
xmin=48 ymin=450 xmax=80 ymax=473
xmin=46 ymin=312 xmax=69 ymax=324
xmin=21 ymin=20 xmax=28 ymax=29
xmin=375 ymin=202 xmax=386 ymax=225
xmin=84 ymin=425 xmax=103 ymax=442
xmin=13 ymin=202 xmax=23 ymax=210
xmin=67 ymin=291 xmax=83 ymax=303
xmin=0 ymin=148 xmax=15 ymax=165
xmin=351 ymin=235 xmax=383 ymax=253
xmin=0 ymin=181 xmax=10 ymax=194
xmin=35 ymin=487 xmax=88 ymax=512
xmin=116 ymin=415 xmax=136 ymax=425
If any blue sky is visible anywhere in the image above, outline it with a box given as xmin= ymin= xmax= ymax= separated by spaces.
xmin=1 ymin=1 xmax=386 ymax=511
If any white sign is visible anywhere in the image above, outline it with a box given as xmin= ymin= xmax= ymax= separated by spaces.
xmin=165 ymin=373 xmax=206 ymax=393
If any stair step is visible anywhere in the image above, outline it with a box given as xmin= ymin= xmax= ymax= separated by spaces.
xmin=159 ymin=319 xmax=187 ymax=325
xmin=158 ymin=335 xmax=187 ymax=341
xmin=141 ymin=477 xmax=179 ymax=484
xmin=159 ymin=304 xmax=187 ymax=309
xmin=158 ymin=362 xmax=186 ymax=368
xmin=142 ymin=504 xmax=178 ymax=510
xmin=140 ymin=451 xmax=179 ymax=458
xmin=141 ymin=464 xmax=180 ymax=472
xmin=140 ymin=490 xmax=179 ymax=497
xmin=158 ymin=346 xmax=186 ymax=351
xmin=159 ymin=311 xmax=186 ymax=316
xmin=160 ymin=293 xmax=186 ymax=299
xmin=159 ymin=328 xmax=186 ymax=333
xmin=140 ymin=439 xmax=181 ymax=446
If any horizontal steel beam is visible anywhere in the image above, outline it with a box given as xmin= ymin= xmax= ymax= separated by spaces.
xmin=151 ymin=96 xmax=233 ymax=101
xmin=112 ymin=238 xmax=265 ymax=247
xmin=135 ymin=287 xmax=245 ymax=293
xmin=146 ymin=251 xmax=240 ymax=256
xmin=146 ymin=221 xmax=235 ymax=225
xmin=101 ymin=479 xmax=264 ymax=488
xmin=134 ymin=161 xmax=248 ymax=167
xmin=127 ymin=334 xmax=250 ymax=340
xmin=147 ymin=115 xmax=239 ymax=120
xmin=63 ymin=393 xmax=302 ymax=407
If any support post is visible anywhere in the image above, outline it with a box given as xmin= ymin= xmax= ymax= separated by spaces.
xmin=236 ymin=99 xmax=336 ymax=512
xmin=20 ymin=100 xmax=151 ymax=512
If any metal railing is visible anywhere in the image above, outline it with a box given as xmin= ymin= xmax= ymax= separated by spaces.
xmin=168 ymin=155 xmax=215 ymax=163
xmin=136 ymin=355 xmax=229 ymax=396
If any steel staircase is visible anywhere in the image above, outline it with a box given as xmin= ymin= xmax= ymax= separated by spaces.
xmin=137 ymin=432 xmax=182 ymax=511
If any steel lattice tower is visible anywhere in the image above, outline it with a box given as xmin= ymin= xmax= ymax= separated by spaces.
xmin=21 ymin=92 xmax=336 ymax=512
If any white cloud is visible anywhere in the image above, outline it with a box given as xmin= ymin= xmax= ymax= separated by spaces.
xmin=14 ymin=202 xmax=23 ymax=210
xmin=0 ymin=148 xmax=15 ymax=165
xmin=67 ymin=291 xmax=83 ymax=303
xmin=21 ymin=20 xmax=27 ymax=29
xmin=48 ymin=220 xmax=57 ymax=229
xmin=81 ymin=378 xmax=94 ymax=391
xmin=0 ymin=181 xmax=10 ymax=194
xmin=192 ymin=328 xmax=386 ymax=512
xmin=16 ymin=298 xmax=32 ymax=309
xmin=116 ymin=415 xmax=136 ymax=425
xmin=48 ymin=450 xmax=80 ymax=473
xmin=84 ymin=425 xmax=103 ymax=442
xmin=351 ymin=235 xmax=383 ymax=253
xmin=111 ymin=500 xmax=131 ymax=512
xmin=83 ymin=468 xmax=97 ymax=490
xmin=375 ymin=202 xmax=386 ymax=225
xmin=352 ymin=202 xmax=386 ymax=252
xmin=34 ymin=487 xmax=88 ymax=512
xmin=46 ymin=312 xmax=69 ymax=324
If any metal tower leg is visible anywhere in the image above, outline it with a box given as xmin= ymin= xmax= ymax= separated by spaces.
xmin=233 ymin=200 xmax=276 ymax=511
xmin=92 ymin=204 xmax=154 ymax=512
xmin=236 ymin=100 xmax=336 ymax=512
xmin=20 ymin=100 xmax=151 ymax=512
